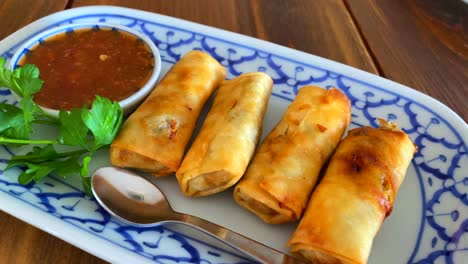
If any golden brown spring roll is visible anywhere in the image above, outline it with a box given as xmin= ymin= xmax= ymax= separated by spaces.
xmin=288 ymin=119 xmax=417 ymax=264
xmin=176 ymin=72 xmax=273 ymax=196
xmin=233 ymin=86 xmax=351 ymax=224
xmin=110 ymin=50 xmax=226 ymax=176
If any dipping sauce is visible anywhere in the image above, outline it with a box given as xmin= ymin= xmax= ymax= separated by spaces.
xmin=20 ymin=27 xmax=154 ymax=110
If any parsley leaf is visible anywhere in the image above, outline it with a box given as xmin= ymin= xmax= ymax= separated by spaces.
xmin=7 ymin=145 xmax=87 ymax=165
xmin=7 ymin=145 xmax=61 ymax=166
xmin=80 ymin=155 xmax=92 ymax=177
xmin=18 ymin=95 xmax=43 ymax=139
xmin=82 ymin=96 xmax=123 ymax=150
xmin=58 ymin=108 xmax=90 ymax=149
xmin=0 ymin=57 xmax=12 ymax=88
xmin=0 ymin=59 xmax=44 ymax=139
xmin=18 ymin=163 xmax=54 ymax=185
xmin=0 ymin=104 xmax=23 ymax=134
xmin=16 ymin=157 xmax=82 ymax=185
xmin=80 ymin=155 xmax=93 ymax=195
xmin=10 ymin=63 xmax=43 ymax=97
xmin=0 ymin=96 xmax=43 ymax=140
xmin=7 ymin=145 xmax=92 ymax=195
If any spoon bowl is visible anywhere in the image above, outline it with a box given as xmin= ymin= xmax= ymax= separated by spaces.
xmin=91 ymin=167 xmax=305 ymax=264
xmin=92 ymin=167 xmax=176 ymax=224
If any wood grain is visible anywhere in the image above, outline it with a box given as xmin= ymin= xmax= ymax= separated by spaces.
xmin=0 ymin=211 xmax=105 ymax=264
xmin=72 ymin=0 xmax=378 ymax=73
xmin=345 ymin=0 xmax=468 ymax=121
xmin=0 ymin=0 xmax=68 ymax=40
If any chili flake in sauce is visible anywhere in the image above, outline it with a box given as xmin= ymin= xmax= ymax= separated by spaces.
xmin=20 ymin=27 xmax=154 ymax=110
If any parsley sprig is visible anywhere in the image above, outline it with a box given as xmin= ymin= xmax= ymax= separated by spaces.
xmin=0 ymin=57 xmax=123 ymax=195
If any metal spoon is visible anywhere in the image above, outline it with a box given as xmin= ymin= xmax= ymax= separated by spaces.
xmin=91 ymin=167 xmax=304 ymax=264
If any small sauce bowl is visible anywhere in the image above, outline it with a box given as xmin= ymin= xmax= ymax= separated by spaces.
xmin=9 ymin=22 xmax=162 ymax=117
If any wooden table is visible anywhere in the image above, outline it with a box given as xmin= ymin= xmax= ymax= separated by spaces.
xmin=0 ymin=0 xmax=466 ymax=263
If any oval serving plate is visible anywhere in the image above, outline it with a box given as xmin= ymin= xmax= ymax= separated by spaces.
xmin=0 ymin=5 xmax=466 ymax=264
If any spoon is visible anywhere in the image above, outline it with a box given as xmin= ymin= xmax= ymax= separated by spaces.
xmin=91 ymin=167 xmax=305 ymax=264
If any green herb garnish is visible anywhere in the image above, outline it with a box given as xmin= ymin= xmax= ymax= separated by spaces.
xmin=0 ymin=57 xmax=123 ymax=195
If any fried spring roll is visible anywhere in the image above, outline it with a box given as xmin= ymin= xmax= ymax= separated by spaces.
xmin=110 ymin=50 xmax=226 ymax=176
xmin=233 ymin=86 xmax=351 ymax=224
xmin=288 ymin=119 xmax=417 ymax=264
xmin=176 ymin=72 xmax=273 ymax=196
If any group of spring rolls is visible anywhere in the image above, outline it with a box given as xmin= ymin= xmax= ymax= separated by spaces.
xmin=110 ymin=50 xmax=417 ymax=264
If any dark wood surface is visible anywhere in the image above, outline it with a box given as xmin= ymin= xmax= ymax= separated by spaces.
xmin=0 ymin=0 xmax=68 ymax=40
xmin=0 ymin=0 xmax=466 ymax=263
xmin=346 ymin=0 xmax=468 ymax=121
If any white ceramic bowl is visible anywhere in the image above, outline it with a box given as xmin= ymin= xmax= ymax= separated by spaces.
xmin=9 ymin=22 xmax=162 ymax=117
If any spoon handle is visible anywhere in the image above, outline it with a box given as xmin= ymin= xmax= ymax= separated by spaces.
xmin=175 ymin=213 xmax=305 ymax=264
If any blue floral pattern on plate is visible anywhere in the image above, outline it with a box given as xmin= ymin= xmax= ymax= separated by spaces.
xmin=0 ymin=6 xmax=466 ymax=264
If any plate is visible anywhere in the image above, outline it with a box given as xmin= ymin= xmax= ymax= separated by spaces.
xmin=0 ymin=6 xmax=466 ymax=264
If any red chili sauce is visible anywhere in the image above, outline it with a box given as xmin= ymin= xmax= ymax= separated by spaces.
xmin=20 ymin=27 xmax=154 ymax=110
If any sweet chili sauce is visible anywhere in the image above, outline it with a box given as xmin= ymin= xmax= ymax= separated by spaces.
xmin=20 ymin=27 xmax=154 ymax=110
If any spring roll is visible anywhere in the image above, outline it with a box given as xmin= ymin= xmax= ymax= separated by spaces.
xmin=110 ymin=50 xmax=226 ymax=176
xmin=233 ymin=86 xmax=351 ymax=224
xmin=288 ymin=119 xmax=417 ymax=264
xmin=176 ymin=72 xmax=273 ymax=196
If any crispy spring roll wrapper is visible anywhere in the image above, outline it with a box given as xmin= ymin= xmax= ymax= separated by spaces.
xmin=176 ymin=72 xmax=273 ymax=196
xmin=288 ymin=120 xmax=417 ymax=264
xmin=110 ymin=50 xmax=226 ymax=176
xmin=233 ymin=86 xmax=351 ymax=224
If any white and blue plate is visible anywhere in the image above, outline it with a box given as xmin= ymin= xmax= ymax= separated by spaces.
xmin=0 ymin=6 xmax=466 ymax=264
